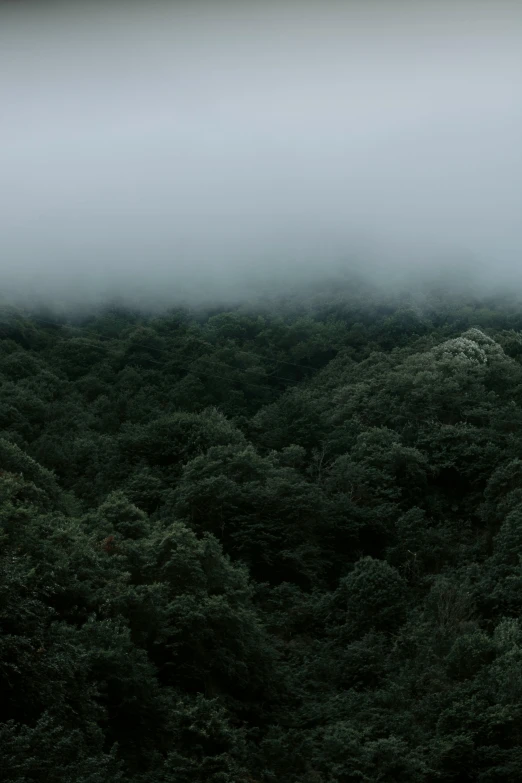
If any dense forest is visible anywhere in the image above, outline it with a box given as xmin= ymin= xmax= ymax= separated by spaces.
xmin=4 ymin=277 xmax=522 ymax=781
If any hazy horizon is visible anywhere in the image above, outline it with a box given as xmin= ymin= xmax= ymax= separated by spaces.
xmin=1 ymin=1 xmax=521 ymax=306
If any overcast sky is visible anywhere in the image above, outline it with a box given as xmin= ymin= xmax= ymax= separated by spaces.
xmin=1 ymin=1 xmax=521 ymax=303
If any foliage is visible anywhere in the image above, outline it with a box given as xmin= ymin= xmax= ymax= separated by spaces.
xmin=3 ymin=279 xmax=522 ymax=780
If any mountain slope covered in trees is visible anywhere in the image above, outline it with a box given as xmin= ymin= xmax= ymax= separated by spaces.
xmin=3 ymin=279 xmax=522 ymax=781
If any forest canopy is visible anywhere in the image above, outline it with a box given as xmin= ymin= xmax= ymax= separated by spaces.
xmin=3 ymin=277 xmax=522 ymax=781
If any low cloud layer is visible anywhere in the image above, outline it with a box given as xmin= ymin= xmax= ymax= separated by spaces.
xmin=1 ymin=1 xmax=521 ymax=305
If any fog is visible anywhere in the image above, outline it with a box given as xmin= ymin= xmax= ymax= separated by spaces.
xmin=1 ymin=1 xmax=521 ymax=307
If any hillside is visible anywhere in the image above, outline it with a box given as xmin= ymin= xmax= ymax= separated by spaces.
xmin=3 ymin=282 xmax=522 ymax=781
